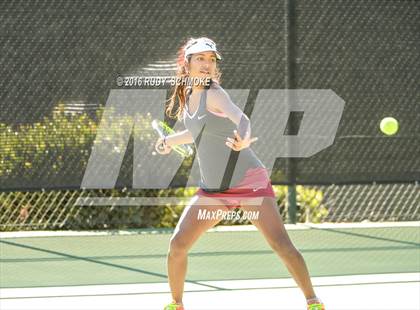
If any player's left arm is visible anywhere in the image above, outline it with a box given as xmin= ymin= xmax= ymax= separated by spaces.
xmin=207 ymin=87 xmax=258 ymax=150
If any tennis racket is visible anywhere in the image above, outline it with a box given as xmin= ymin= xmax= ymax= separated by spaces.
xmin=152 ymin=119 xmax=193 ymax=158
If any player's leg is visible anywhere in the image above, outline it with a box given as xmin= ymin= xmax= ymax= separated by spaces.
xmin=167 ymin=195 xmax=229 ymax=306
xmin=241 ymin=197 xmax=318 ymax=301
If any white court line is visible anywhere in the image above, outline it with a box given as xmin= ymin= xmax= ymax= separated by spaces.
xmin=1 ymin=273 xmax=418 ymax=299
xmin=2 ymin=282 xmax=419 ymax=310
xmin=0 ymin=282 xmax=210 ymax=299
xmin=1 ymin=221 xmax=419 ymax=239
xmin=198 ymin=272 xmax=420 ymax=290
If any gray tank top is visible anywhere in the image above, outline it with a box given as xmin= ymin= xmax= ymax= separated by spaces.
xmin=183 ymin=82 xmax=264 ymax=192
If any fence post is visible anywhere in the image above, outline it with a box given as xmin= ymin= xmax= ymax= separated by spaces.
xmin=285 ymin=0 xmax=297 ymax=224
xmin=287 ymin=185 xmax=297 ymax=224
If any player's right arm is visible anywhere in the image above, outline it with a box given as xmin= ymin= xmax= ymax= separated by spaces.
xmin=165 ymin=129 xmax=194 ymax=147
xmin=154 ymin=130 xmax=194 ymax=155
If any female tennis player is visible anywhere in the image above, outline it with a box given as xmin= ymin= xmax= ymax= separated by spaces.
xmin=156 ymin=37 xmax=325 ymax=310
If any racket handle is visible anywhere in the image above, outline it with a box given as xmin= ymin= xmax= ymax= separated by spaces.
xmin=158 ymin=142 xmax=166 ymax=151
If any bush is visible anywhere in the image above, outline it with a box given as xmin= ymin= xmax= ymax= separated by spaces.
xmin=0 ymin=103 xmax=327 ymax=231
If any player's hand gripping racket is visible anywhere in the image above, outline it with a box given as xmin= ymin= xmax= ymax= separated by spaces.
xmin=152 ymin=119 xmax=193 ymax=158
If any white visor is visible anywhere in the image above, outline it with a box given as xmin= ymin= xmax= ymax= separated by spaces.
xmin=184 ymin=38 xmax=222 ymax=61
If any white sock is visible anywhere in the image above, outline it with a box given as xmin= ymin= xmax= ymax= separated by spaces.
xmin=307 ymin=297 xmax=322 ymax=304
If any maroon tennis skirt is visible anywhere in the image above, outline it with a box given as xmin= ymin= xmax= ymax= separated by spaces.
xmin=195 ymin=167 xmax=276 ymax=208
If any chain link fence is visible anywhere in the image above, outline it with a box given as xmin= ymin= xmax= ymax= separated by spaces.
xmin=1 ymin=183 xmax=418 ymax=231
xmin=1 ymin=1 xmax=419 ymax=231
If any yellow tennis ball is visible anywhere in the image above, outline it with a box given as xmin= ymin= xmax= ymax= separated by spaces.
xmin=380 ymin=117 xmax=399 ymax=136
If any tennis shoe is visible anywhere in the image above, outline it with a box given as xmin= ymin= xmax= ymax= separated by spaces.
xmin=163 ymin=302 xmax=184 ymax=310
xmin=307 ymin=302 xmax=325 ymax=310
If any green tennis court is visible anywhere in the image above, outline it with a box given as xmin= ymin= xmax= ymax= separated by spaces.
xmin=1 ymin=223 xmax=419 ymax=309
